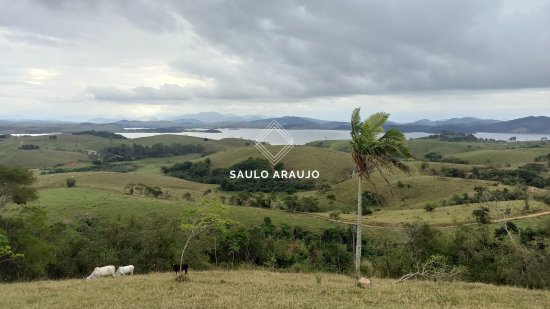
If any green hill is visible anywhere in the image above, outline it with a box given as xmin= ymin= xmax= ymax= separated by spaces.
xmin=202 ymin=145 xmax=353 ymax=183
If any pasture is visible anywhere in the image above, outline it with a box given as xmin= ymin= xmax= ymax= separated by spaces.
xmin=0 ymin=270 xmax=548 ymax=308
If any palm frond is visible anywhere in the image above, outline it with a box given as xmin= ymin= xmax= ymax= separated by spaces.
xmin=364 ymin=112 xmax=389 ymax=135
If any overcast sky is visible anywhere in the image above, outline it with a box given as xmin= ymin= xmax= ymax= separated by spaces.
xmin=1 ymin=0 xmax=550 ymax=122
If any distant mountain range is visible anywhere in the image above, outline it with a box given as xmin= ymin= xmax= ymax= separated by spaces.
xmin=1 ymin=113 xmax=550 ymax=134
xmin=407 ymin=117 xmax=501 ymax=126
xmin=390 ymin=116 xmax=550 ymax=134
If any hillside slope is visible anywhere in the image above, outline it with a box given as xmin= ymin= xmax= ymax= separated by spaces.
xmin=0 ymin=270 xmax=548 ymax=308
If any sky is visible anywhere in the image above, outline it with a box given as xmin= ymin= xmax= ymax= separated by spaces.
xmin=1 ymin=0 xmax=550 ymax=122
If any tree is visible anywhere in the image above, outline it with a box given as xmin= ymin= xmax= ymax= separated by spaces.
xmin=349 ymin=108 xmax=414 ymax=285
xmin=0 ymin=232 xmax=23 ymax=265
xmin=178 ymin=198 xmax=229 ymax=275
xmin=0 ymin=165 xmax=38 ymax=209
xmin=473 ymin=207 xmax=491 ymax=224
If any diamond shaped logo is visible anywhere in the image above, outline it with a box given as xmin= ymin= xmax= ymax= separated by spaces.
xmin=255 ymin=120 xmax=294 ymax=165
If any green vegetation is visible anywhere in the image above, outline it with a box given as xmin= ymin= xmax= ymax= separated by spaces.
xmin=166 ymin=158 xmax=315 ymax=192
xmin=65 ymin=177 xmax=76 ymax=188
xmin=1 ymin=124 xmax=550 ymax=296
xmin=72 ymin=130 xmax=127 ymax=140
xmin=41 ymin=162 xmax=139 ymax=174
xmin=0 ymin=165 xmax=38 ymax=208
xmin=420 ymin=131 xmax=481 ymax=142
xmin=17 ymin=144 xmax=40 ymax=150
xmin=102 ymin=143 xmax=206 ymax=162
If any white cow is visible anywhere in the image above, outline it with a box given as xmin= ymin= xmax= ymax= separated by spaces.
xmin=86 ymin=265 xmax=116 ymax=280
xmin=115 ymin=265 xmax=134 ymax=276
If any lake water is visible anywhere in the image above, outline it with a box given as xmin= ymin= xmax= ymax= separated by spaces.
xmin=10 ymin=130 xmax=549 ymax=145
xmin=116 ymin=129 xmax=430 ymax=145
xmin=117 ymin=129 xmax=550 ymax=145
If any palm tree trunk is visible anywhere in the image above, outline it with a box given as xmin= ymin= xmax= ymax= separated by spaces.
xmin=355 ymin=176 xmax=363 ymax=282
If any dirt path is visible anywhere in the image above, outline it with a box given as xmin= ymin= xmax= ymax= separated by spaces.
xmin=302 ymin=210 xmax=550 ymax=230
xmin=492 ymin=210 xmax=550 ymax=222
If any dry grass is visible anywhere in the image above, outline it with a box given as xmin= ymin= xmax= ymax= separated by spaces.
xmin=323 ymin=174 xmax=500 ymax=211
xmin=0 ymin=270 xmax=549 ymax=308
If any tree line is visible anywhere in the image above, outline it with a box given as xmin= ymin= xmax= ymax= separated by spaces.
xmin=165 ymin=158 xmax=315 ymax=193
xmin=1 ymin=205 xmax=549 ymax=289
xmin=101 ymin=143 xmax=206 ymax=162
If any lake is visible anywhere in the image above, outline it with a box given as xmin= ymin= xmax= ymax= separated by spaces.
xmin=10 ymin=129 xmax=549 ymax=145
xmin=117 ymin=129 xmax=549 ymax=145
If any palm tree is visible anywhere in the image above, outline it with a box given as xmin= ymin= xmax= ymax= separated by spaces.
xmin=350 ymin=108 xmax=414 ymax=284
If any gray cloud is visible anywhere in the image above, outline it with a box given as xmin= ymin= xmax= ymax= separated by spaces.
xmin=87 ymin=84 xmax=193 ymax=102
xmin=168 ymin=0 xmax=550 ymax=96
xmin=1 ymin=0 xmax=550 ymax=120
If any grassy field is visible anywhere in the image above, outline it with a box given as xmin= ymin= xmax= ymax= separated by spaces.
xmin=317 ymin=173 xmax=500 ymax=211
xmin=451 ymin=148 xmax=549 ymax=166
xmin=201 ymin=145 xmax=354 ymax=183
xmin=319 ymin=200 xmax=550 ymax=227
xmin=308 ymin=138 xmax=550 ymax=162
xmin=0 ymin=270 xmax=548 ymax=308
xmin=0 ymin=134 xmax=241 ymax=169
xmin=2 ymin=133 xmax=549 ymax=234
xmin=1 ymin=184 xmax=399 ymax=240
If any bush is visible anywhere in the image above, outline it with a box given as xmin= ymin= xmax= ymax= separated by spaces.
xmin=125 ymin=183 xmax=163 ymax=198
xmin=441 ymin=157 xmax=469 ymax=165
xmin=65 ymin=178 xmax=76 ymax=188
xmin=423 ymin=204 xmax=436 ymax=212
xmin=424 ymin=152 xmax=442 ymax=162
xmin=182 ymin=192 xmax=194 ymax=201
xmin=472 ymin=207 xmax=491 ymax=224
xmin=18 ymin=144 xmax=40 ymax=150
xmin=362 ymin=191 xmax=384 ymax=207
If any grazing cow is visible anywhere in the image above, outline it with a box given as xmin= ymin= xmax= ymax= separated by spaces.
xmin=358 ymin=277 xmax=372 ymax=287
xmin=86 ymin=265 xmax=116 ymax=280
xmin=172 ymin=263 xmax=189 ymax=275
xmin=115 ymin=265 xmax=134 ymax=276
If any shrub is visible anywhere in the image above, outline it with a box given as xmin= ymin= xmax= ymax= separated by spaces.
xmin=424 ymin=204 xmax=436 ymax=212
xmin=424 ymin=152 xmax=442 ymax=162
xmin=182 ymin=192 xmax=194 ymax=201
xmin=362 ymin=191 xmax=384 ymax=207
xmin=472 ymin=207 xmax=491 ymax=224
xmin=65 ymin=178 xmax=76 ymax=188
xmin=18 ymin=144 xmax=40 ymax=150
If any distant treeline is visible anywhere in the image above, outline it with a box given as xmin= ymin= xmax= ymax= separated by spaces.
xmin=422 ymin=131 xmax=482 ymax=142
xmin=447 ymin=187 xmax=524 ymax=206
xmin=17 ymin=144 xmax=40 ymax=150
xmin=424 ymin=152 xmax=469 ymax=164
xmin=72 ymin=130 xmax=127 ymax=140
xmin=432 ymin=164 xmax=550 ymax=188
xmin=101 ymin=143 xmax=206 ymax=162
xmin=40 ymin=163 xmax=138 ymax=175
xmin=2 ymin=207 xmax=549 ymax=290
xmin=165 ymin=158 xmax=315 ymax=192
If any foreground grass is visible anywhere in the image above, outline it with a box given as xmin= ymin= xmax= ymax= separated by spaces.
xmin=0 ymin=270 xmax=549 ymax=308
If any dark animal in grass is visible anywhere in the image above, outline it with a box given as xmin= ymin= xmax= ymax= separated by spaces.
xmin=172 ymin=263 xmax=189 ymax=275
